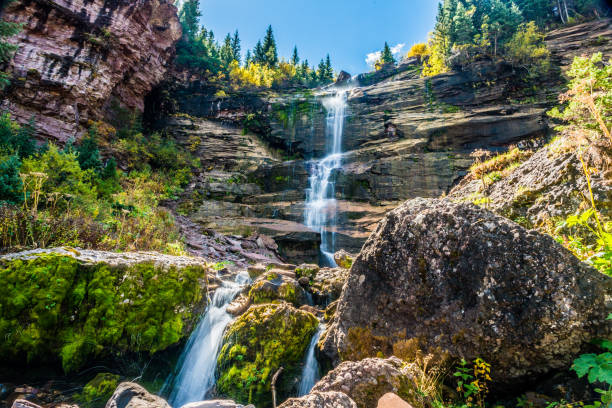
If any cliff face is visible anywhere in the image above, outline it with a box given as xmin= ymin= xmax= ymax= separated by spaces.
xmin=0 ymin=0 xmax=182 ymax=143
xmin=164 ymin=19 xmax=612 ymax=260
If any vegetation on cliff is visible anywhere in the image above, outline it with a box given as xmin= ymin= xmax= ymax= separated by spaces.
xmin=0 ymin=253 xmax=207 ymax=373
xmin=176 ymin=0 xmax=336 ymax=89
xmin=217 ymin=304 xmax=318 ymax=407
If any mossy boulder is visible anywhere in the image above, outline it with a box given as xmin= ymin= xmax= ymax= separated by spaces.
xmin=295 ymin=264 xmax=319 ymax=280
xmin=76 ymin=372 xmax=120 ymax=408
xmin=0 ymin=252 xmax=208 ymax=373
xmin=248 ymin=271 xmax=307 ymax=307
xmin=217 ymin=303 xmax=318 ymax=408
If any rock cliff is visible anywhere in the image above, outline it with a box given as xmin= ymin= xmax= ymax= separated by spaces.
xmin=0 ymin=0 xmax=181 ymax=143
xmin=166 ymin=19 xmax=611 ymax=260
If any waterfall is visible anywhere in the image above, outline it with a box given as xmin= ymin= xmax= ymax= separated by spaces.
xmin=304 ymin=89 xmax=350 ymax=266
xmin=297 ymin=324 xmax=326 ymax=396
xmin=164 ymin=273 xmax=250 ymax=408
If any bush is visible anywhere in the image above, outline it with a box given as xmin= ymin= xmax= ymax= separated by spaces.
xmin=0 ymin=154 xmax=23 ymax=204
xmin=406 ymin=43 xmax=430 ymax=61
xmin=505 ymin=21 xmax=550 ymax=76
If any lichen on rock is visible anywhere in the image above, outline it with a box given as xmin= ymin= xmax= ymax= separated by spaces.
xmin=216 ymin=303 xmax=318 ymax=408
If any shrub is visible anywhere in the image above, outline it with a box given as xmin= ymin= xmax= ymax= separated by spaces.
xmin=505 ymin=21 xmax=550 ymax=76
xmin=406 ymin=43 xmax=430 ymax=61
xmin=0 ymin=154 xmax=23 ymax=204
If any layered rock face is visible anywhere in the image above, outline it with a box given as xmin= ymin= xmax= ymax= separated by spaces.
xmin=1 ymin=0 xmax=181 ymax=142
xmin=321 ymin=199 xmax=611 ymax=385
xmin=169 ymin=20 xmax=611 ymax=259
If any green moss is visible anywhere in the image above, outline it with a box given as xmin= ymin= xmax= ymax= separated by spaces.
xmin=0 ymin=254 xmax=207 ymax=373
xmin=217 ymin=304 xmax=318 ymax=408
xmin=76 ymin=373 xmax=120 ymax=408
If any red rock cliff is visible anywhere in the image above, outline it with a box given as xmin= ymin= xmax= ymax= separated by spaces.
xmin=0 ymin=0 xmax=182 ymax=142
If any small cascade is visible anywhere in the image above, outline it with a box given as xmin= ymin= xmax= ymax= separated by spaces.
xmin=164 ymin=273 xmax=250 ymax=408
xmin=304 ymin=88 xmax=350 ymax=266
xmin=297 ymin=324 xmax=326 ymax=396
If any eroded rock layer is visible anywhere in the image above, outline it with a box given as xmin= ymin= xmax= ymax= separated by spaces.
xmin=1 ymin=0 xmax=181 ymax=142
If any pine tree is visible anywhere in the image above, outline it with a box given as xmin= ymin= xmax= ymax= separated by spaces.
xmin=0 ymin=154 xmax=23 ymax=204
xmin=245 ymin=49 xmax=252 ymax=65
xmin=220 ymin=33 xmax=234 ymax=67
xmin=317 ymin=58 xmax=326 ymax=82
xmin=380 ymin=42 xmax=396 ymax=65
xmin=324 ymin=54 xmax=334 ymax=81
xmin=452 ymin=2 xmax=476 ymax=45
xmin=262 ymin=25 xmax=278 ymax=67
xmin=291 ymin=46 xmax=300 ymax=66
xmin=179 ymin=0 xmax=201 ymax=41
xmin=77 ymin=128 xmax=102 ymax=172
xmin=253 ymin=40 xmax=265 ymax=64
xmin=231 ymin=30 xmax=241 ymax=64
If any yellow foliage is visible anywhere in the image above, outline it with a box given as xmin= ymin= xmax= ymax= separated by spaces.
xmin=422 ymin=37 xmax=449 ymax=77
xmin=228 ymin=60 xmax=297 ymax=89
xmin=407 ymin=43 xmax=430 ymax=60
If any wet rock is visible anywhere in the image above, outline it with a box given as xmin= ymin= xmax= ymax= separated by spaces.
xmin=278 ymin=391 xmax=357 ymax=408
xmin=226 ymin=294 xmax=252 ymax=317
xmin=323 ymin=198 xmax=611 ymax=385
xmin=106 ymin=382 xmax=170 ymax=408
xmin=334 ymin=250 xmax=354 ymax=269
xmin=298 ymin=276 xmax=310 ymax=287
xmin=310 ymin=357 xmax=414 ymax=408
xmin=180 ymin=400 xmax=254 ymax=408
xmin=217 ymin=304 xmax=318 ymax=408
xmin=248 ymin=271 xmax=307 ymax=307
xmin=377 ymin=393 xmax=414 ymax=408
xmin=296 ymin=264 xmax=320 ymax=280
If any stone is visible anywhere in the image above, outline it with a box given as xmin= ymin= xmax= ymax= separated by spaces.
xmin=310 ymin=267 xmax=349 ymax=305
xmin=2 ymin=0 xmax=181 ymax=142
xmin=377 ymin=393 xmax=414 ymax=408
xmin=248 ymin=271 xmax=308 ymax=307
xmin=296 ymin=264 xmax=320 ymax=280
xmin=334 ymin=250 xmax=354 ymax=269
xmin=278 ymin=391 xmax=357 ymax=408
xmin=226 ymin=294 xmax=252 ymax=317
xmin=323 ymin=198 xmax=611 ymax=385
xmin=336 ymin=71 xmax=352 ymax=84
xmin=180 ymin=400 xmax=254 ymax=408
xmin=310 ymin=357 xmax=414 ymax=408
xmin=106 ymin=382 xmax=170 ymax=408
xmin=11 ymin=400 xmax=42 ymax=408
xmin=217 ymin=304 xmax=318 ymax=408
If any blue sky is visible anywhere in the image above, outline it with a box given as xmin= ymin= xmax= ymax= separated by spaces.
xmin=198 ymin=0 xmax=440 ymax=74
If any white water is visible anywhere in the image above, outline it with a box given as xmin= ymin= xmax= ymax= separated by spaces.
xmin=297 ymin=324 xmax=326 ymax=396
xmin=164 ymin=273 xmax=250 ymax=408
xmin=304 ymin=89 xmax=350 ymax=266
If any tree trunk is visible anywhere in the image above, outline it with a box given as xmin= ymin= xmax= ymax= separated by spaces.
xmin=557 ymin=0 xmax=566 ymax=23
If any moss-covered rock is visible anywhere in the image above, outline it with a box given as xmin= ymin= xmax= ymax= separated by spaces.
xmin=76 ymin=373 xmax=120 ymax=408
xmin=0 ymin=253 xmax=208 ymax=373
xmin=217 ymin=303 xmax=318 ymax=408
xmin=248 ymin=272 xmax=307 ymax=307
xmin=295 ymin=264 xmax=319 ymax=280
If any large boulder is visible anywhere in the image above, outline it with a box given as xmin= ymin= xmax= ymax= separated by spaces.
xmin=322 ymin=198 xmax=611 ymax=385
xmin=310 ymin=357 xmax=415 ymax=408
xmin=278 ymin=391 xmax=357 ymax=408
xmin=248 ymin=271 xmax=308 ymax=307
xmin=0 ymin=249 xmax=209 ymax=373
xmin=216 ymin=304 xmax=318 ymax=408
xmin=106 ymin=382 xmax=169 ymax=408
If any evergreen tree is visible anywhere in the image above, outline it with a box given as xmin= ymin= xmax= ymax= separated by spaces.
xmin=179 ymin=0 xmax=201 ymax=41
xmin=231 ymin=30 xmax=241 ymax=64
xmin=452 ymin=2 xmax=476 ymax=45
xmin=245 ymin=49 xmax=252 ymax=65
xmin=317 ymin=58 xmax=326 ymax=81
xmin=380 ymin=42 xmax=396 ymax=65
xmin=220 ymin=33 xmax=234 ymax=67
xmin=262 ymin=25 xmax=278 ymax=67
xmin=253 ymin=40 xmax=265 ymax=64
xmin=76 ymin=128 xmax=102 ymax=172
xmin=0 ymin=154 xmax=22 ymax=204
xmin=291 ymin=46 xmax=300 ymax=66
xmin=324 ymin=54 xmax=334 ymax=81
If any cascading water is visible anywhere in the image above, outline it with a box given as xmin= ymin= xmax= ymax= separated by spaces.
xmin=304 ymin=89 xmax=350 ymax=266
xmin=297 ymin=323 xmax=326 ymax=396
xmin=163 ymin=273 xmax=250 ymax=408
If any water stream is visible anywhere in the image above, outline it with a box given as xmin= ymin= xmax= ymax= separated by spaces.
xmin=304 ymin=88 xmax=350 ymax=266
xmin=163 ymin=273 xmax=250 ymax=408
xmin=297 ymin=324 xmax=326 ymax=396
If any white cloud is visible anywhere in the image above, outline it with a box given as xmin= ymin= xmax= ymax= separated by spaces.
xmin=365 ymin=51 xmax=382 ymax=67
xmin=365 ymin=43 xmax=406 ymax=67
xmin=391 ymin=43 xmax=406 ymax=55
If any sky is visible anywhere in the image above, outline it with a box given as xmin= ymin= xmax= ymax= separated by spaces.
xmin=197 ymin=0 xmax=440 ymax=75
